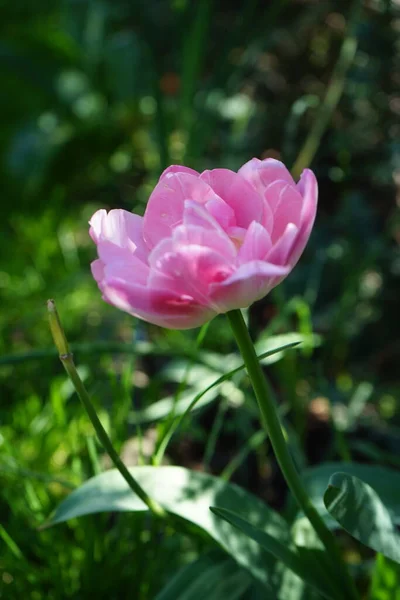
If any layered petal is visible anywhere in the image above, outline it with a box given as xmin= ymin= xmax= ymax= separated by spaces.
xmin=149 ymin=223 xmax=235 ymax=307
xmin=89 ymin=160 xmax=318 ymax=329
xmin=101 ymin=279 xmax=215 ymax=329
xmin=143 ymin=172 xmax=220 ymax=248
xmin=287 ymin=168 xmax=318 ymax=266
xmin=266 ymin=223 xmax=298 ymax=266
xmin=89 ymin=209 xmax=148 ymax=263
xmin=210 ymin=261 xmax=290 ymax=312
xmin=159 ymin=165 xmax=200 ymax=179
xmin=237 ymin=221 xmax=272 ymax=263
xmin=200 ymin=169 xmax=266 ymax=229
xmin=238 ymin=158 xmax=294 ymax=196
xmin=264 ymin=181 xmax=303 ymax=243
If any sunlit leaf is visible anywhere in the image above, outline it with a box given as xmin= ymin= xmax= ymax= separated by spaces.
xmin=46 ymin=466 xmax=290 ymax=594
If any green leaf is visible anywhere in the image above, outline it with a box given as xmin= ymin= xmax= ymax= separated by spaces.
xmin=323 ymin=473 xmax=400 ymax=563
xmin=155 ymin=550 xmax=253 ymax=600
xmin=210 ymin=507 xmax=337 ymax=600
xmin=277 ymin=517 xmax=325 ymax=600
xmin=302 ymin=463 xmax=400 ymax=524
xmin=45 ymin=466 xmax=289 ymax=594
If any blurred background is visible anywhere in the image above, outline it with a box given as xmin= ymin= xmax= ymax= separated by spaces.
xmin=0 ymin=0 xmax=399 ymax=598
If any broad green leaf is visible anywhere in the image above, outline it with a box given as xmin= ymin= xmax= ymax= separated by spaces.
xmin=46 ymin=466 xmax=289 ymax=594
xmin=324 ymin=473 xmax=400 ymax=563
xmin=369 ymin=554 xmax=400 ymax=600
xmin=302 ymin=463 xmax=400 ymax=524
xmin=155 ymin=550 xmax=253 ymax=600
xmin=210 ymin=507 xmax=337 ymax=600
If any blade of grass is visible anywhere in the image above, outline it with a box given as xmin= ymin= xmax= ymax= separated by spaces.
xmin=153 ymin=341 xmax=300 ymax=465
xmin=221 ymin=429 xmax=268 ymax=481
xmin=156 ymin=323 xmax=209 ymax=454
xmin=203 ymin=400 xmax=228 ymax=471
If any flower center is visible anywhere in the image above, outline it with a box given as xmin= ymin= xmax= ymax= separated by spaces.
xmin=228 ymin=226 xmax=246 ymax=250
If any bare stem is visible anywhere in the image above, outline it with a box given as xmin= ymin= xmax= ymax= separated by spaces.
xmin=47 ymin=300 xmax=165 ymax=518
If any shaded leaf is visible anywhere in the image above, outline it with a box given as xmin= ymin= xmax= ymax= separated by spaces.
xmin=302 ymin=463 xmax=400 ymax=525
xmin=155 ymin=550 xmax=253 ymax=600
xmin=324 ymin=473 xmax=400 ymax=563
xmin=210 ymin=506 xmax=337 ymax=600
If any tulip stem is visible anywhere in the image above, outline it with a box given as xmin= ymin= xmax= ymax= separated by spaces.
xmin=47 ymin=300 xmax=166 ymax=518
xmin=226 ymin=309 xmax=359 ymax=599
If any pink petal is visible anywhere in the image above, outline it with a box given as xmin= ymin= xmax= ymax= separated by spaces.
xmin=174 ymin=220 xmax=237 ymax=260
xmin=89 ymin=209 xmax=107 ymax=243
xmin=143 ymin=172 xmax=219 ymax=248
xmin=238 ymin=158 xmax=294 ymax=196
xmin=90 ymin=209 xmax=148 ymax=262
xmin=237 ymin=221 xmax=272 ymax=264
xmin=266 ymin=223 xmax=299 ymax=266
xmin=183 ymin=199 xmax=222 ymax=230
xmin=205 ymin=197 xmax=235 ymax=230
xmin=148 ymin=238 xmax=175 ymax=271
xmin=210 ymin=260 xmax=290 ymax=311
xmin=265 ymin=182 xmax=303 ymax=243
xmin=159 ymin=165 xmax=200 ymax=179
xmin=101 ymin=280 xmax=215 ymax=329
xmin=288 ymin=169 xmax=318 ymax=266
xmin=200 ymin=169 xmax=266 ymax=229
xmin=103 ymin=260 xmax=148 ymax=286
xmin=96 ymin=240 xmax=149 ymax=286
xmin=91 ymin=259 xmax=105 ymax=284
xmin=149 ymin=242 xmax=234 ymax=307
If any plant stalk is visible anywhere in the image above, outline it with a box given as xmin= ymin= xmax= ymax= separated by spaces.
xmin=226 ymin=309 xmax=358 ymax=599
xmin=47 ymin=300 xmax=165 ymax=518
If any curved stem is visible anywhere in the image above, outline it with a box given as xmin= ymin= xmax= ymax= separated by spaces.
xmin=226 ymin=309 xmax=358 ymax=599
xmin=48 ymin=300 xmax=165 ymax=518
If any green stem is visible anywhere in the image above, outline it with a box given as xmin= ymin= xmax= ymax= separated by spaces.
xmin=226 ymin=309 xmax=358 ymax=600
xmin=47 ymin=300 xmax=165 ymax=518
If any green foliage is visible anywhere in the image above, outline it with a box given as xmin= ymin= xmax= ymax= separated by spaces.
xmin=210 ymin=506 xmax=337 ymax=599
xmin=154 ymin=551 xmax=255 ymax=600
xmin=45 ymin=466 xmax=289 ymax=594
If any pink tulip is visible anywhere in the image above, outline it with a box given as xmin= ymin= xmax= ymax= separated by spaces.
xmin=89 ymin=158 xmax=318 ymax=329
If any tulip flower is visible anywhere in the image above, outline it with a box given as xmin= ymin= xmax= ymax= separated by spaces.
xmin=89 ymin=158 xmax=317 ymax=329
xmin=87 ymin=158 xmax=360 ymax=595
